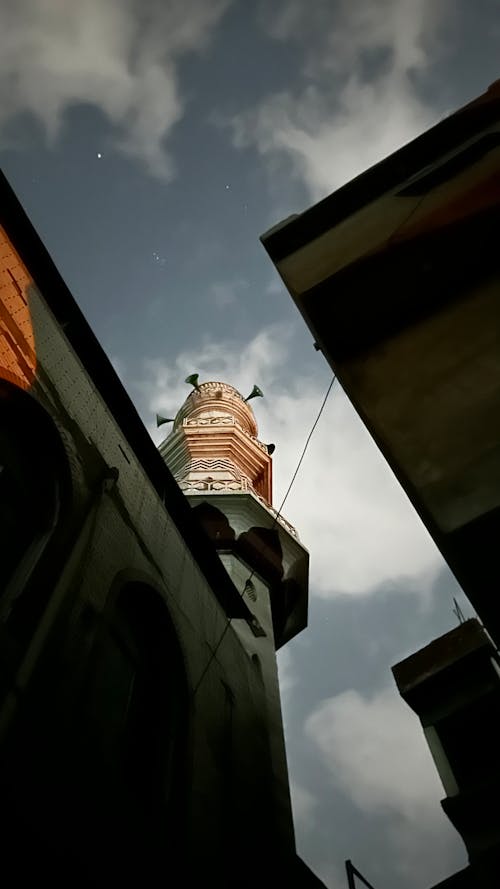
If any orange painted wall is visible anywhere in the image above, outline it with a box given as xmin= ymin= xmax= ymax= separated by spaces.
xmin=0 ymin=227 xmax=36 ymax=389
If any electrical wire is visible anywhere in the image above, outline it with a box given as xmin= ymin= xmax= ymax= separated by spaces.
xmin=273 ymin=373 xmax=336 ymax=526
xmin=191 ymin=373 xmax=337 ymax=699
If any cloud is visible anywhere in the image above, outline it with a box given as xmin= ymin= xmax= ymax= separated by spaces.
xmin=235 ymin=0 xmax=449 ymax=199
xmin=139 ymin=324 xmax=443 ymax=597
xmin=265 ymin=276 xmax=285 ymax=296
xmin=306 ymin=687 xmax=442 ymax=819
xmin=210 ymin=277 xmax=249 ymax=309
xmin=0 ymin=0 xmax=230 ymax=178
xmin=140 ymin=323 xmax=291 ymax=433
xmin=305 ymin=686 xmax=463 ymax=884
xmin=277 ymin=645 xmax=297 ymax=700
xmin=259 ymin=0 xmax=444 ymax=72
xmin=313 ymin=863 xmax=345 ymax=889
xmin=232 ymin=78 xmax=434 ymax=201
xmin=289 ymin=779 xmax=317 ymax=826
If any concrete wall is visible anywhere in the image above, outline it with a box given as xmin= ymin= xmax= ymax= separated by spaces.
xmin=220 ymin=552 xmax=296 ymax=854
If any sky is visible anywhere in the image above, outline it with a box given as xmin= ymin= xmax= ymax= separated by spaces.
xmin=1 ymin=1 xmax=498 ymax=886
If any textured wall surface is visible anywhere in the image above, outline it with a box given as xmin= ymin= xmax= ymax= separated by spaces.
xmin=0 ymin=223 xmax=306 ymax=886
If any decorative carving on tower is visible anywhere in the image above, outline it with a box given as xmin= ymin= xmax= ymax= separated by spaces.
xmin=160 ymin=380 xmax=274 ymax=504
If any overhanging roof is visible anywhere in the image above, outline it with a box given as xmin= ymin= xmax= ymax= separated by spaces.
xmin=260 ymin=81 xmax=500 ymax=641
xmin=262 ymin=80 xmax=500 ymax=266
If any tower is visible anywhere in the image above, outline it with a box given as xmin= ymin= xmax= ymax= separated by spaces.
xmin=159 ymin=379 xmax=310 ymax=858
xmin=159 ymin=379 xmax=309 ymax=650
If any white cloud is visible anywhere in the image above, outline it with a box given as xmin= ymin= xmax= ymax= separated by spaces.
xmin=210 ymin=277 xmax=249 ymax=309
xmin=140 ymin=324 xmax=444 ymax=597
xmin=233 ymin=77 xmax=434 ymax=201
xmin=141 ymin=323 xmax=291 ymax=433
xmin=277 ymin=645 xmax=297 ymax=699
xmin=306 ymin=687 xmax=442 ymax=819
xmin=305 ymin=686 xmax=464 ymax=884
xmin=259 ymin=0 xmax=444 ymax=73
xmin=313 ymin=863 xmax=345 ymax=889
xmin=289 ymin=779 xmax=317 ymax=826
xmin=236 ymin=0 xmax=449 ymax=199
xmin=265 ymin=276 xmax=285 ymax=296
xmin=0 ymin=0 xmax=230 ymax=178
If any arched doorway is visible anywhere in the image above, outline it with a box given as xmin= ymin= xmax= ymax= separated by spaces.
xmin=77 ymin=582 xmax=190 ymax=883
xmin=0 ymin=379 xmax=71 ymax=682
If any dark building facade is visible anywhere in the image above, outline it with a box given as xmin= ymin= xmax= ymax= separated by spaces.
xmin=393 ymin=620 xmax=500 ymax=888
xmin=261 ymin=80 xmax=500 ymax=887
xmin=0 ymin=171 xmax=324 ymax=887
xmin=261 ymin=80 xmax=500 ymax=644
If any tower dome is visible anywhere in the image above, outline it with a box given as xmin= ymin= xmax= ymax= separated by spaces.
xmin=174 ymin=381 xmax=258 ymax=437
xmin=159 ymin=380 xmax=272 ymax=503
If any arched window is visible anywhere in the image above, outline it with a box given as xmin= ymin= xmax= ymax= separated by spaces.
xmin=0 ymin=380 xmax=70 ymax=651
xmin=80 ymin=582 xmax=189 ymax=880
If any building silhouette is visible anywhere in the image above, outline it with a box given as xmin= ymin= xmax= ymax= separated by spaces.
xmin=262 ymin=80 xmax=500 ymax=887
xmin=393 ymin=619 xmax=500 ymax=887
xmin=0 ymin=171 xmax=324 ymax=887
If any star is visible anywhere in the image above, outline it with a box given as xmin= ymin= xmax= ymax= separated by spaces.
xmin=97 ymin=152 xmax=102 ymax=159
xmin=225 ymin=183 xmax=230 ymax=190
